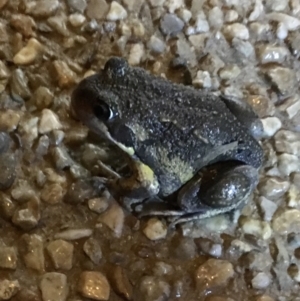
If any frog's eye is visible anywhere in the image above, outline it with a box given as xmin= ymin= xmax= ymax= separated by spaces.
xmin=93 ymin=103 xmax=114 ymax=121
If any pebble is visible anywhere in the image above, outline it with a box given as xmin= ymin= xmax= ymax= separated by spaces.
xmin=106 ymin=1 xmax=127 ymax=21
xmin=241 ymin=218 xmax=272 ymax=240
xmin=53 ymin=60 xmax=77 ymax=88
xmin=39 ymin=109 xmax=63 ymax=134
xmin=147 ymin=35 xmax=166 ymax=54
xmin=277 ymin=153 xmax=300 ymax=176
xmin=83 ymin=237 xmax=102 ymax=265
xmin=261 ymin=117 xmax=282 ymax=137
xmin=153 ymin=261 xmax=174 ymax=276
xmin=149 ymin=0 xmax=165 ymax=7
xmin=232 ymin=38 xmax=255 ymax=58
xmin=25 ymin=0 xmax=60 ymax=17
xmin=199 ymin=53 xmax=225 ymax=76
xmin=251 ymin=272 xmax=271 ymax=289
xmin=224 ymin=10 xmax=239 ymax=23
xmin=47 ymin=15 xmax=70 ymax=37
xmin=287 ymin=185 xmax=300 ymax=207
xmin=0 ymin=280 xmax=20 ymax=300
xmin=258 ymin=177 xmax=290 ymax=200
xmin=97 ymin=202 xmax=125 ymax=238
xmin=87 ymin=0 xmax=109 ymax=20
xmin=51 ymin=146 xmax=75 ymax=170
xmin=273 ymin=209 xmax=300 ymax=234
xmin=128 ymin=43 xmax=144 ymax=66
xmin=266 ymin=0 xmax=288 ymax=11
xmin=160 ymin=13 xmax=184 ymax=36
xmin=274 ymin=130 xmax=300 ymax=155
xmin=276 ymin=22 xmax=288 ymax=40
xmin=257 ymin=45 xmax=289 ymax=64
xmin=67 ymin=0 xmax=87 ymax=13
xmin=78 ymin=271 xmax=110 ymax=300
xmin=10 ymin=68 xmax=31 ymax=100
xmin=138 ymin=276 xmax=170 ymax=301
xmin=10 ymin=14 xmax=36 ymax=38
xmin=110 ymin=265 xmax=133 ymax=300
xmin=218 ymin=65 xmax=241 ymax=80
xmin=0 ymin=110 xmax=21 ymax=132
xmin=54 ymin=228 xmax=93 ymax=240
xmin=165 ymin=0 xmax=183 ymax=13
xmin=40 ymin=273 xmax=69 ymax=301
xmin=68 ymin=13 xmax=86 ymax=27
xmin=11 ymin=179 xmax=35 ymax=203
xmin=22 ymin=234 xmax=45 ymax=272
xmin=267 ymin=13 xmax=300 ymax=31
xmin=223 ymin=23 xmax=249 ymax=40
xmin=0 ymin=246 xmax=17 ymax=269
xmin=46 ymin=239 xmax=74 ymax=270
xmin=178 ymin=8 xmax=192 ymax=23
xmin=192 ymin=70 xmax=211 ymax=88
xmin=248 ymin=0 xmax=264 ymax=21
xmin=195 ymin=259 xmax=234 ymax=291
xmin=88 ymin=197 xmax=109 ymax=214
xmin=143 ymin=218 xmax=167 ymax=240
xmin=208 ymin=6 xmax=223 ymax=29
xmin=12 ymin=197 xmax=40 ymax=230
xmin=278 ymin=95 xmax=300 ymax=119
xmin=0 ymin=194 xmax=15 ymax=220
xmin=258 ymin=197 xmax=278 ymax=222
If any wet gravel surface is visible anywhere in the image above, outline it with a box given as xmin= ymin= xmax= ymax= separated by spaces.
xmin=0 ymin=0 xmax=300 ymax=300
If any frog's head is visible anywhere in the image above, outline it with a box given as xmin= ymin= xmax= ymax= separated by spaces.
xmin=71 ymin=57 xmax=137 ymax=156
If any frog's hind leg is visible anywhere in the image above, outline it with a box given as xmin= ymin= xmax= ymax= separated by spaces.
xmin=172 ymin=161 xmax=259 ymax=226
xmin=220 ymin=95 xmax=263 ymax=139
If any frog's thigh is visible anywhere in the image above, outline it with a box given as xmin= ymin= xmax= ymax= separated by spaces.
xmin=220 ymin=96 xmax=263 ymax=139
xmin=177 ymin=162 xmax=259 ymax=213
xmin=115 ymin=160 xmax=160 ymax=199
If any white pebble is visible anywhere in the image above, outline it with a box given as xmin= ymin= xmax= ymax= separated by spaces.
xmin=223 ymin=23 xmax=249 ymax=40
xmin=39 ymin=109 xmax=63 ymax=134
xmin=208 ymin=7 xmax=223 ymax=29
xmin=258 ymin=197 xmax=278 ymax=222
xmin=248 ymin=0 xmax=264 ymax=22
xmin=267 ymin=12 xmax=300 ymax=31
xmin=252 ymin=272 xmax=271 ymax=289
xmin=68 ymin=13 xmax=86 ymax=27
xmin=106 ymin=1 xmax=127 ymax=21
xmin=276 ymin=22 xmax=288 ymax=40
xmin=241 ymin=218 xmax=272 ymax=240
xmin=193 ymin=70 xmax=211 ymax=88
xmin=143 ymin=218 xmax=167 ymax=240
xmin=13 ymin=38 xmax=43 ymax=65
xmin=261 ymin=117 xmax=282 ymax=137
xmin=128 ymin=43 xmax=144 ymax=65
xmin=224 ymin=10 xmax=239 ymax=23
xmin=54 ymin=229 xmax=93 ymax=240
xmin=278 ymin=153 xmax=300 ymax=176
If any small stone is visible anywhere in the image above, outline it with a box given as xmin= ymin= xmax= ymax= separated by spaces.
xmin=110 ymin=265 xmax=133 ymax=300
xmin=51 ymin=146 xmax=75 ymax=170
xmin=46 ymin=240 xmax=74 ymax=270
xmin=138 ymin=276 xmax=170 ymax=301
xmin=98 ymin=202 xmax=124 ymax=238
xmin=32 ymin=86 xmax=54 ymax=109
xmin=276 ymin=22 xmax=288 ymax=40
xmin=11 ymin=179 xmax=35 ymax=203
xmin=274 ymin=130 xmax=300 ymax=155
xmin=106 ymin=1 xmax=127 ymax=21
xmin=68 ymin=13 xmax=86 ymax=27
xmin=267 ymin=13 xmax=300 ymax=31
xmin=223 ymin=23 xmax=249 ymax=40
xmin=273 ymin=209 xmax=300 ymax=234
xmin=143 ymin=218 xmax=167 ymax=240
xmin=153 ymin=262 xmax=174 ymax=276
xmin=0 ymin=247 xmax=17 ymax=269
xmin=251 ymin=273 xmax=271 ymax=289
xmin=278 ymin=153 xmax=300 ymax=176
xmin=199 ymin=53 xmax=225 ymax=76
xmin=25 ymin=0 xmax=60 ymax=17
xmin=224 ymin=10 xmax=239 ymax=23
xmin=147 ymin=35 xmax=166 ymax=54
xmin=218 ymin=65 xmax=241 ymax=80
xmin=0 ymin=194 xmax=15 ymax=220
xmin=232 ymin=38 xmax=255 ymax=58
xmin=160 ymin=13 xmax=184 ymax=36
xmin=149 ymin=0 xmax=165 ymax=6
xmin=10 ymin=14 xmax=36 ymax=38
xmin=88 ymin=197 xmax=109 ymax=214
xmin=261 ymin=117 xmax=282 ymax=137
xmin=249 ymin=0 xmax=263 ymax=21
xmin=208 ymin=6 xmax=223 ymax=29
xmin=47 ymin=15 xmax=70 ymax=37
xmin=257 ymin=45 xmax=289 ymax=64
xmin=249 ymin=22 xmax=270 ymax=41
xmin=40 ymin=273 xmax=68 ymax=301
xmin=177 ymin=8 xmax=192 ymax=23
xmin=287 ymin=184 xmax=300 ymax=207
xmin=195 ymin=259 xmax=234 ymax=291
xmin=78 ymin=271 xmax=110 ymax=300
xmin=176 ymin=37 xmax=197 ymax=67
xmin=83 ymin=237 xmax=102 ymax=265
xmin=258 ymin=177 xmax=290 ymax=200
xmin=53 ymin=60 xmax=77 ymax=88
xmin=128 ymin=43 xmax=144 ymax=66
xmin=0 ymin=280 xmax=20 ymax=300
xmin=12 ymin=197 xmax=40 ymax=230
xmin=39 ymin=109 xmax=63 ymax=134
xmin=258 ymin=197 xmax=278 ymax=221
xmin=54 ymin=228 xmax=93 ymax=240
xmin=165 ymin=0 xmax=183 ymax=13
xmin=192 ymin=70 xmax=211 ymax=88
xmin=67 ymin=0 xmax=87 ymax=13
xmin=10 ymin=68 xmax=31 ymax=100
xmin=241 ymin=218 xmax=272 ymax=240
xmin=266 ymin=0 xmax=288 ymax=11
xmin=278 ymin=95 xmax=300 ymax=119
xmin=18 ymin=116 xmax=39 ymax=147
xmin=22 ymin=234 xmax=45 ymax=273
xmin=87 ymin=0 xmax=109 ymax=20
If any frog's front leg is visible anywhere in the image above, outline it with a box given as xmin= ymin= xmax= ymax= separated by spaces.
xmin=105 ymin=160 xmax=160 ymax=200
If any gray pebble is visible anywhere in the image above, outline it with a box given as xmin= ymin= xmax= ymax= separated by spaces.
xmin=160 ymin=13 xmax=184 ymax=36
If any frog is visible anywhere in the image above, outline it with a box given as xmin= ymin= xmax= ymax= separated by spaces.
xmin=71 ymin=57 xmax=264 ymax=226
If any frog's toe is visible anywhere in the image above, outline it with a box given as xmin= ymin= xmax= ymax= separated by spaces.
xmin=201 ymin=164 xmax=259 ymax=209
